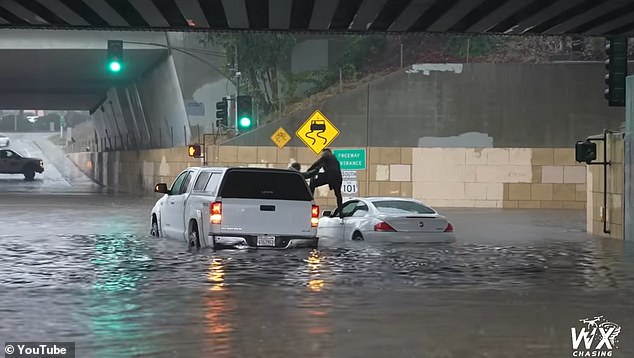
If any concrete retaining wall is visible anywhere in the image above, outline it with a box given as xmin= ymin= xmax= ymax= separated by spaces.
xmin=226 ymin=63 xmax=626 ymax=148
xmin=68 ymin=145 xmax=586 ymax=211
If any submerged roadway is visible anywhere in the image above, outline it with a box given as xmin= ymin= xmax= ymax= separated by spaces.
xmin=1 ymin=132 xmax=633 ymax=357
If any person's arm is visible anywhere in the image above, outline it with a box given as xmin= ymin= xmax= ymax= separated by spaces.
xmin=306 ymin=156 xmax=324 ymax=172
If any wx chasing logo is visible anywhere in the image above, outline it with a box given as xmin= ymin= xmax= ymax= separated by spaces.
xmin=571 ymin=316 xmax=621 ymax=357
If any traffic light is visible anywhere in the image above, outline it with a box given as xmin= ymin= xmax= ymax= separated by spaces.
xmin=215 ymin=97 xmax=228 ymax=127
xmin=187 ymin=144 xmax=202 ymax=158
xmin=236 ymin=95 xmax=254 ymax=132
xmin=604 ymin=37 xmax=627 ymax=107
xmin=107 ymin=40 xmax=123 ymax=73
xmin=575 ymin=140 xmax=597 ymax=164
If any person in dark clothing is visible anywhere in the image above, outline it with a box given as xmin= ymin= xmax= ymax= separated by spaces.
xmin=288 ymin=162 xmax=301 ymax=171
xmin=306 ymin=148 xmax=344 ymax=218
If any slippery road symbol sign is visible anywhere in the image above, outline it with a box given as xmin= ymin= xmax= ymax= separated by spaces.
xmin=296 ymin=110 xmax=339 ymax=154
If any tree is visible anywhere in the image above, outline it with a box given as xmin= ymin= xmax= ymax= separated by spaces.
xmin=200 ymin=32 xmax=296 ymax=114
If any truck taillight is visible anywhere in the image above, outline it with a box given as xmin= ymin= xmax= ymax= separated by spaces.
xmin=311 ymin=205 xmax=319 ymax=227
xmin=210 ymin=201 xmax=222 ymax=224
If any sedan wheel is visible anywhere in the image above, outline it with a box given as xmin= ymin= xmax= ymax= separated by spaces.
xmin=352 ymin=231 xmax=364 ymax=241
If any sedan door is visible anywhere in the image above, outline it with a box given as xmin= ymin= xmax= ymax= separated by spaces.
xmin=335 ymin=200 xmax=360 ymax=240
xmin=343 ymin=201 xmax=370 ymax=240
xmin=317 ymin=200 xmax=356 ymax=240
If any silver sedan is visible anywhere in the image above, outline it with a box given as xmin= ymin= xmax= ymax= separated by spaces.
xmin=317 ymin=197 xmax=456 ymax=244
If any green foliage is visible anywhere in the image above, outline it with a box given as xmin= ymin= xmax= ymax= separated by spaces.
xmin=282 ymin=68 xmax=338 ymax=101
xmin=283 ymin=35 xmax=387 ymax=101
xmin=445 ymin=35 xmax=502 ymax=59
xmin=200 ymin=33 xmax=388 ymax=119
xmin=334 ymin=35 xmax=387 ymax=71
xmin=200 ymin=32 xmax=297 ymax=113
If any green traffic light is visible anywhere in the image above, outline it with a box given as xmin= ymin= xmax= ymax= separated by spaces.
xmin=109 ymin=61 xmax=122 ymax=72
xmin=239 ymin=116 xmax=252 ymax=128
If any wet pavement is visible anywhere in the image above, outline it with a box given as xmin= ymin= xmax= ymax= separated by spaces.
xmin=1 ymin=133 xmax=633 ymax=357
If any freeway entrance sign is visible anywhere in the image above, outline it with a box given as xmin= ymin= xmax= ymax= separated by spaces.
xmin=334 ymin=148 xmax=366 ymax=170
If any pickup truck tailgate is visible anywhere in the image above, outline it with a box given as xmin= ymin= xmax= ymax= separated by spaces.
xmin=219 ymin=198 xmax=313 ymax=236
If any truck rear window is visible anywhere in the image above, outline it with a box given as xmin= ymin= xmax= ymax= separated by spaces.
xmin=219 ymin=170 xmax=312 ymax=201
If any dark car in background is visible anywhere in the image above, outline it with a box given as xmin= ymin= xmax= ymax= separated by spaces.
xmin=0 ymin=148 xmax=44 ymax=180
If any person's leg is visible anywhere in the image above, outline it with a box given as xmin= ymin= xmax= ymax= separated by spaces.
xmin=330 ymin=179 xmax=344 ymax=218
xmin=333 ymin=186 xmax=343 ymax=218
xmin=310 ymin=173 xmax=329 ymax=196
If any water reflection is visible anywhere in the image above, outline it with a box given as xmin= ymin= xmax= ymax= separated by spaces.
xmin=88 ymin=234 xmax=155 ymax=357
xmin=299 ymin=250 xmax=333 ymax=355
xmin=306 ymin=249 xmax=325 ymax=292
xmin=91 ymin=235 xmax=148 ymax=291
xmin=207 ymin=257 xmax=226 ymax=292
xmin=2 ymin=223 xmax=634 ymax=356
xmin=203 ymin=257 xmax=235 ymax=356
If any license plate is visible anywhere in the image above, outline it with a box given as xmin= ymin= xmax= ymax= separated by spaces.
xmin=257 ymin=235 xmax=276 ymax=247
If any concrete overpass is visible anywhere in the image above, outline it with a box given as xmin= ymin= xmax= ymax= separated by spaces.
xmin=0 ymin=30 xmax=169 ymax=110
xmin=0 ymin=0 xmax=632 ymax=36
xmin=0 ymin=29 xmax=234 ymax=149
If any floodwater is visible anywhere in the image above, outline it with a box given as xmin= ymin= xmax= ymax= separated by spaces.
xmin=1 ymin=193 xmax=633 ymax=358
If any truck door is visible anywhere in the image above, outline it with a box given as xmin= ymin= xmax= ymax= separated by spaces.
xmin=162 ymin=170 xmax=193 ymax=240
xmin=0 ymin=150 xmax=20 ymax=173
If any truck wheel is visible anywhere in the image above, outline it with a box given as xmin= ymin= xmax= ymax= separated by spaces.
xmin=151 ymin=218 xmax=160 ymax=237
xmin=23 ymin=167 xmax=35 ymax=181
xmin=189 ymin=225 xmax=201 ymax=250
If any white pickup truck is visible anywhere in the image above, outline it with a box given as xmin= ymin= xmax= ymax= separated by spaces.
xmin=150 ymin=166 xmax=320 ymax=249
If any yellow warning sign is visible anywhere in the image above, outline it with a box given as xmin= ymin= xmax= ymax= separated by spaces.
xmin=295 ymin=110 xmax=340 ymax=155
xmin=270 ymin=127 xmax=291 ymax=149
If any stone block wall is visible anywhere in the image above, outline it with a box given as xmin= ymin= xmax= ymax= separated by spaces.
xmin=69 ymin=145 xmax=587 ymax=214
xmin=410 ymin=147 xmax=586 ymax=209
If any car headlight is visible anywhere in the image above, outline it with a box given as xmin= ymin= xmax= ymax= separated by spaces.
xmin=39 ymin=160 xmax=44 ymax=167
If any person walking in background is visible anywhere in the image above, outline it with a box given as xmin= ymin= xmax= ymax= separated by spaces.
xmin=306 ymin=148 xmax=343 ymax=218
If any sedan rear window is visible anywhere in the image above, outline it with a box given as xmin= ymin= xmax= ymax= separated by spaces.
xmin=219 ymin=170 xmax=312 ymax=201
xmin=373 ymin=200 xmax=435 ymax=214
